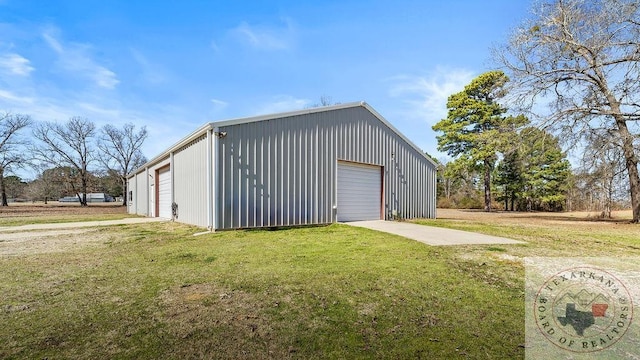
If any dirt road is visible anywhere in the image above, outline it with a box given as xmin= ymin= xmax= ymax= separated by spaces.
xmin=0 ymin=217 xmax=167 ymax=256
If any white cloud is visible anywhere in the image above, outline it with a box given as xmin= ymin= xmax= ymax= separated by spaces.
xmin=130 ymin=48 xmax=166 ymax=85
xmin=231 ymin=18 xmax=295 ymax=51
xmin=77 ymin=101 xmax=120 ymax=118
xmin=0 ymin=53 xmax=34 ymax=76
xmin=388 ymin=67 xmax=475 ymax=124
xmin=210 ymin=40 xmax=220 ymax=52
xmin=0 ymin=89 xmax=110 ymax=123
xmin=42 ymin=27 xmax=119 ymax=89
xmin=42 ymin=30 xmax=63 ymax=53
xmin=92 ymin=67 xmax=119 ymax=89
xmin=0 ymin=89 xmax=33 ymax=104
xmin=211 ymin=98 xmax=228 ymax=110
xmin=253 ymin=95 xmax=310 ymax=115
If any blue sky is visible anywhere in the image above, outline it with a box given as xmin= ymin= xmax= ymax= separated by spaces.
xmin=0 ymin=0 xmax=531 ymax=178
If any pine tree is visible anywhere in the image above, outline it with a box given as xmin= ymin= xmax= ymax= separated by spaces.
xmin=432 ymin=71 xmax=527 ymax=211
xmin=495 ymin=149 xmax=523 ymax=211
xmin=519 ymin=128 xmax=571 ymax=211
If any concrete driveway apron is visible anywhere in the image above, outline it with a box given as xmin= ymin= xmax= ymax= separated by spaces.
xmin=344 ymin=220 xmax=525 ymax=246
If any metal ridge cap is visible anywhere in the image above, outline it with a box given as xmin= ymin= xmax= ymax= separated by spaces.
xmin=211 ymin=101 xmax=365 ymax=127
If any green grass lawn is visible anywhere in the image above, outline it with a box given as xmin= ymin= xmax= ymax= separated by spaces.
xmin=3 ymin=210 xmax=638 ymax=359
xmin=412 ymin=217 xmax=640 ymax=257
xmin=0 ymin=222 xmax=524 ymax=359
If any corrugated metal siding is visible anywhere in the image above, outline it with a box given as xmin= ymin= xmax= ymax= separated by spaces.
xmin=173 ymin=134 xmax=209 ymax=227
xmin=217 ymin=106 xmax=436 ymax=229
xmin=134 ymin=172 xmax=148 ymax=216
xmin=127 ymin=158 xmax=171 ymax=218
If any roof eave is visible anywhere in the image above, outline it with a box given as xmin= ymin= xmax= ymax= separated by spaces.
xmin=127 ymin=122 xmax=215 ymax=178
xmin=211 ymin=101 xmax=366 ymax=128
xmin=127 ymin=100 xmax=436 ymax=178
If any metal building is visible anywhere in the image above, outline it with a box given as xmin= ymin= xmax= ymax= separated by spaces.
xmin=127 ymin=102 xmax=436 ymax=230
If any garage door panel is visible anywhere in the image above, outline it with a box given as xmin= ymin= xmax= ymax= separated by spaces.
xmin=158 ymin=168 xmax=171 ymax=219
xmin=337 ymin=162 xmax=381 ymax=222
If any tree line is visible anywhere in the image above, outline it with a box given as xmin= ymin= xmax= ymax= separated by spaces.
xmin=431 ymin=71 xmax=572 ymax=213
xmin=0 ymin=113 xmax=147 ymax=206
xmin=432 ymin=69 xmax=631 ymax=218
xmin=4 ymin=0 xmax=639 ymax=224
xmin=433 ymin=0 xmax=640 ymax=223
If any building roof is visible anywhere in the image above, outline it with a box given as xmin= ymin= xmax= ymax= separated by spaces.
xmin=128 ymin=101 xmax=435 ymax=177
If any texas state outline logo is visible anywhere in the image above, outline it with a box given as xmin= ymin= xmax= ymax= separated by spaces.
xmin=534 ymin=266 xmax=633 ymax=353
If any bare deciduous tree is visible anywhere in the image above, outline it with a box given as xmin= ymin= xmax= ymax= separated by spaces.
xmin=26 ymin=165 xmax=71 ymax=203
xmin=497 ymin=0 xmax=640 ymax=222
xmin=582 ymin=132 xmax=628 ymax=218
xmin=0 ymin=113 xmax=31 ymax=206
xmin=98 ymin=123 xmax=147 ymax=206
xmin=33 ymin=117 xmax=96 ymax=206
xmin=307 ymin=95 xmax=341 ymax=108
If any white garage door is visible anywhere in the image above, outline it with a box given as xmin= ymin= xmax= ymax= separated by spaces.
xmin=337 ymin=162 xmax=382 ymax=222
xmin=158 ymin=167 xmax=172 ymax=218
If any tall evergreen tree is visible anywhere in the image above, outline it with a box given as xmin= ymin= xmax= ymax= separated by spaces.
xmin=519 ymin=128 xmax=571 ymax=211
xmin=495 ymin=149 xmax=523 ymax=211
xmin=432 ymin=71 xmax=527 ymax=211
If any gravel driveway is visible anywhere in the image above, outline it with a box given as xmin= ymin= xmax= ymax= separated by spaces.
xmin=0 ymin=217 xmax=168 ymax=256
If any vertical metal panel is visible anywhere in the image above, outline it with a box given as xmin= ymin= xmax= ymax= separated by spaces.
xmin=207 ymin=130 xmax=213 ymax=229
xmin=170 ymin=152 xmax=174 ymax=209
xmin=135 ymin=172 xmax=148 ymax=216
xmin=212 ymin=128 xmax=220 ymax=230
xmin=147 ymin=167 xmax=153 ymax=216
xmin=216 ymin=106 xmax=436 ymax=229
xmin=173 ymin=134 xmax=208 ymax=227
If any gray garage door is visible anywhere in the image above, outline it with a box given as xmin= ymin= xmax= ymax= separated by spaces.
xmin=337 ymin=162 xmax=382 ymax=222
xmin=158 ymin=167 xmax=172 ymax=218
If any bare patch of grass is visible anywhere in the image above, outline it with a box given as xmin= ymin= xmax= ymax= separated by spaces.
xmin=0 ymin=228 xmax=116 ymax=256
xmin=0 ymin=203 xmax=134 ymax=226
xmin=159 ymin=283 xmax=283 ymax=359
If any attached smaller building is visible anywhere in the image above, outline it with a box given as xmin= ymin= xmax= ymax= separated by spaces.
xmin=127 ymin=102 xmax=436 ymax=230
